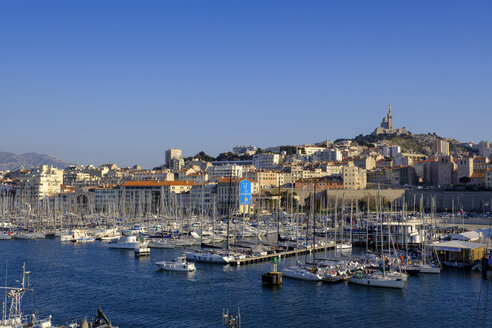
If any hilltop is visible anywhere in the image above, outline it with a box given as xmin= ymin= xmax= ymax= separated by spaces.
xmin=351 ymin=133 xmax=470 ymax=157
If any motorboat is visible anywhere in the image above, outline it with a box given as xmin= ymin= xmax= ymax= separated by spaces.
xmin=185 ymin=250 xmax=235 ymax=264
xmin=75 ymin=236 xmax=96 ymax=243
xmin=60 ymin=230 xmax=93 ymax=243
xmin=109 ymin=235 xmax=148 ymax=249
xmin=404 ymin=264 xmax=421 ymax=275
xmin=155 ymin=257 xmax=196 ymax=272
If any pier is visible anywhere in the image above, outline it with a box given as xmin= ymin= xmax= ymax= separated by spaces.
xmin=230 ymin=244 xmax=336 ymax=266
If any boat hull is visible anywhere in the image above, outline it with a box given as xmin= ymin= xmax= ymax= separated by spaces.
xmin=156 ymin=261 xmax=196 ymax=272
xmin=419 ymin=265 xmax=441 ymax=274
xmin=349 ymin=277 xmax=405 ymax=289
xmin=282 ymin=267 xmax=322 ymax=281
xmin=185 ymin=251 xmax=233 ymax=264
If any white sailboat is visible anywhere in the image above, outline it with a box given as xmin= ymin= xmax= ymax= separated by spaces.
xmin=348 ymin=270 xmax=406 ymax=289
xmin=349 ymin=187 xmax=407 ymax=289
xmin=282 ymin=265 xmax=323 ymax=281
xmin=414 ymin=196 xmax=441 ymax=274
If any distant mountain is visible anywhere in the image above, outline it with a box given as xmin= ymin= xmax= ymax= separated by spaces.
xmin=0 ymin=152 xmax=72 ymax=171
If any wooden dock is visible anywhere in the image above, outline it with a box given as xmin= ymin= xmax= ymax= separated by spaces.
xmin=230 ymin=243 xmax=336 ymax=266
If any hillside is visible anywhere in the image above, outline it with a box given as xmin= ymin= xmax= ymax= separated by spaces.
xmin=0 ymin=152 xmax=72 ymax=171
xmin=352 ymin=133 xmax=470 ymax=157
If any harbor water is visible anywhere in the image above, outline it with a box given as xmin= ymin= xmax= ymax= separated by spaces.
xmin=0 ymin=239 xmax=491 ymax=327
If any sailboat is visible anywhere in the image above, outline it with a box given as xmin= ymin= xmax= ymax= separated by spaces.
xmin=282 ymin=185 xmax=323 ymax=282
xmin=282 ymin=263 xmax=324 ymax=281
xmin=336 ymin=195 xmax=352 ymax=251
xmin=186 ymin=181 xmax=237 ymax=264
xmin=413 ymin=196 xmax=441 ymax=274
xmin=349 ymin=186 xmax=407 ymax=289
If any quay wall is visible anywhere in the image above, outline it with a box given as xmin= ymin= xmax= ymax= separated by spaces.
xmin=404 ymin=190 xmax=492 ymax=212
xmin=294 ymin=188 xmax=492 ymax=212
xmin=294 ymin=188 xmax=405 ymax=207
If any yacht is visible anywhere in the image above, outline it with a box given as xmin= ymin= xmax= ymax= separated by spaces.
xmin=155 ymin=257 xmax=196 ymax=272
xmin=185 ymin=250 xmax=235 ymax=264
xmin=60 ymin=230 xmax=93 ymax=242
xmin=109 ymin=235 xmax=148 ymax=249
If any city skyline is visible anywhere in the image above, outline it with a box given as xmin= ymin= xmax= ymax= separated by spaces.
xmin=1 ymin=1 xmax=491 ymax=168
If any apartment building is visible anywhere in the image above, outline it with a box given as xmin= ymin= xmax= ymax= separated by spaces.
xmin=253 ymin=153 xmax=280 ymax=170
xmin=342 ymin=165 xmax=367 ymax=190
xmin=16 ymin=165 xmax=64 ymax=200
xmin=208 ymin=164 xmax=244 ymax=179
xmin=486 ymin=169 xmax=492 ymax=190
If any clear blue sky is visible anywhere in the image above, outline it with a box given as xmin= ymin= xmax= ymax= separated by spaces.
xmin=1 ymin=0 xmax=490 ymax=168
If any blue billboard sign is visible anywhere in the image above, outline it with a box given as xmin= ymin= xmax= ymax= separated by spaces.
xmin=239 ymin=179 xmax=252 ymax=205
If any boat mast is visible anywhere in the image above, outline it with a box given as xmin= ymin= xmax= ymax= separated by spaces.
xmin=334 ymin=192 xmax=338 ymax=257
xmin=227 ymin=177 xmax=232 ymax=251
xmin=341 ymin=194 xmax=345 ymax=246
xmin=277 ymin=181 xmax=281 ymax=243
xmin=366 ymin=194 xmax=369 ymax=254
xmin=312 ymin=183 xmax=316 ymax=263
xmin=378 ymin=185 xmax=385 ymax=277
xmin=350 ymin=198 xmax=353 ymax=247
xmin=200 ymin=184 xmax=204 ymax=248
xmin=325 ymin=193 xmax=329 ymax=255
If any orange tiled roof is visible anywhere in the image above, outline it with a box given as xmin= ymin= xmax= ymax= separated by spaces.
xmin=471 ymin=172 xmax=485 ymax=179
xmin=121 ymin=181 xmax=194 ymax=187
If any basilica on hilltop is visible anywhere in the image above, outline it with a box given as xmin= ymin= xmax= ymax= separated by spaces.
xmin=372 ymin=105 xmax=408 ymax=136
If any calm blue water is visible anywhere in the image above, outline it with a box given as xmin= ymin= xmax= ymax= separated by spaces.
xmin=0 ymin=239 xmax=490 ymax=327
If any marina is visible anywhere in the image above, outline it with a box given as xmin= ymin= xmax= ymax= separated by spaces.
xmin=1 ymin=0 xmax=491 ymax=326
xmin=230 ymin=244 xmax=334 ymax=266
xmin=0 ymin=238 xmax=491 ymax=327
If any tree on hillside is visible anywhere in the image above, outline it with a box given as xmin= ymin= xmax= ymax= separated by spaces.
xmin=185 ymin=151 xmax=215 ymax=162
